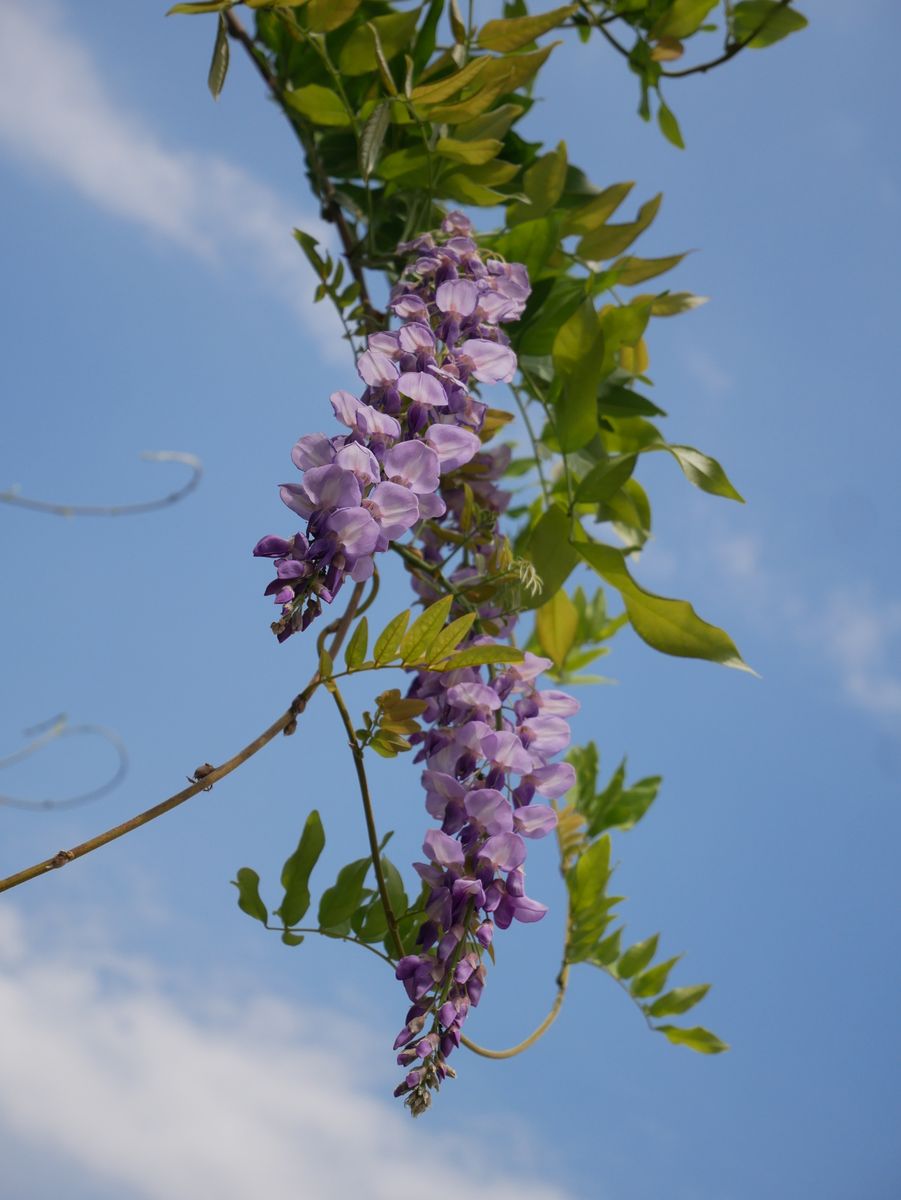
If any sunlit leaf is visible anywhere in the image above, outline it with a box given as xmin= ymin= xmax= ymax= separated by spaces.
xmin=344 ymin=617 xmax=369 ymax=669
xmin=732 ymin=1 xmax=808 ymax=47
xmin=478 ymin=5 xmax=577 ymax=52
xmin=374 ymin=609 xmax=410 ymax=663
xmin=231 ymin=867 xmax=268 ymax=925
xmin=656 ymin=1024 xmax=729 ymax=1054
xmin=400 ymin=596 xmax=454 ymax=663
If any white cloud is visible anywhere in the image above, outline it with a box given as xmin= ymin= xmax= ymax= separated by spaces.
xmin=0 ymin=0 xmax=339 ymax=337
xmin=683 ymin=349 xmax=733 ymax=398
xmin=714 ymin=533 xmax=901 ymax=722
xmin=0 ymin=907 xmax=572 ymax=1200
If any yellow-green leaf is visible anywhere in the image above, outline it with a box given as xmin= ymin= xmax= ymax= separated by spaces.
xmin=284 ymin=84 xmax=351 ymax=128
xmin=612 ymin=253 xmax=687 ymax=286
xmin=732 ymin=1 xmax=808 ymax=48
xmin=478 ymin=4 xmax=577 ymax=51
xmin=338 ymin=10 xmax=420 ymax=75
xmin=651 ymin=0 xmax=718 ymax=40
xmin=427 ymin=612 xmax=477 ymax=664
xmin=374 ymin=610 xmax=410 ymax=663
xmin=411 ymin=56 xmax=490 ymax=104
xmin=577 ymin=541 xmax=751 ymax=670
xmin=344 ymin=616 xmax=369 ymax=669
xmin=536 ymin=590 xmax=579 ymax=670
xmin=578 ymin=194 xmax=662 ymax=262
xmin=656 ymin=1025 xmax=729 ymax=1054
xmin=400 ymin=597 xmax=454 ymax=663
xmin=562 ymin=181 xmax=634 ymax=236
xmin=439 ymin=644 xmax=525 ymax=670
xmin=306 ymin=0 xmax=362 ymax=31
xmin=435 ymin=136 xmax=504 ymax=165
xmin=207 ymin=13 xmax=229 ymax=100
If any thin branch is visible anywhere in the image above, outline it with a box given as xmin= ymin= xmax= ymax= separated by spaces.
xmin=461 ymin=963 xmax=570 ymax=1059
xmin=0 ymin=716 xmax=128 ymax=812
xmin=325 ymin=679 xmax=404 ymax=961
xmin=265 ymin=923 xmax=395 ymax=966
xmin=223 ymin=10 xmax=382 ymax=331
xmin=0 ymin=582 xmax=366 ymax=896
xmin=588 ymin=0 xmax=795 ymax=79
xmin=0 ymin=451 xmax=202 ymax=518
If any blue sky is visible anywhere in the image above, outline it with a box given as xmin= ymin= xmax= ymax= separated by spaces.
xmin=0 ymin=1 xmax=899 ymax=1197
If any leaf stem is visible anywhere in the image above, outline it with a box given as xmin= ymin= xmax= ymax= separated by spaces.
xmin=324 ymin=680 xmax=405 ymax=961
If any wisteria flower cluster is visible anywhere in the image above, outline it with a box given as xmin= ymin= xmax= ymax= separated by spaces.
xmin=255 ymin=213 xmax=578 ymax=1112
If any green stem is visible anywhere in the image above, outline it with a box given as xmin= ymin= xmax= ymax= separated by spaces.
xmin=325 ymin=680 xmax=404 ymax=961
xmin=266 ymin=924 xmax=395 ymax=966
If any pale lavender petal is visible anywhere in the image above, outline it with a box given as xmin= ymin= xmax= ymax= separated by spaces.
xmin=456 ymin=338 xmax=517 ymax=383
xmin=335 ymin=442 xmax=380 ymax=486
xmin=325 ymin=507 xmax=380 ymax=558
xmin=421 ymin=771 xmax=465 ymax=802
xmin=511 ymin=895 xmax=548 ymax=923
xmin=436 ymin=278 xmax=478 ymax=318
xmin=301 ymin=465 xmax=361 ymax=510
xmin=356 ymin=405 xmax=402 ymax=440
xmin=425 ymin=424 xmax=481 ymax=471
xmin=417 ymin=492 xmax=447 ymax=519
xmin=536 ymin=690 xmax=581 ymax=716
xmin=279 ymin=483 xmax=314 ymax=518
xmin=392 ymin=294 xmax=429 ymax=319
xmin=513 ymin=804 xmax=558 ymax=839
xmin=350 ymin=555 xmax=375 ymax=582
xmin=506 ymin=652 xmax=553 ymax=685
xmin=479 ymin=832 xmax=527 ymax=872
xmin=464 ymin=789 xmax=513 ymax=835
xmin=357 ymin=348 xmax=399 ymax=387
xmin=481 ymin=730 xmax=533 ymax=775
xmin=397 ymin=371 xmax=448 ymax=408
xmin=366 ymin=482 xmax=420 ymax=539
xmin=384 ymin=441 xmax=441 ymax=493
xmin=423 ymin=829 xmax=465 ymax=868
xmin=521 ymin=715 xmax=571 ymax=757
xmin=398 ymin=323 xmax=436 ymax=355
xmin=291 ymin=433 xmax=334 ymax=472
xmin=330 ymin=390 xmax=363 ymax=428
xmin=368 ymin=331 xmax=400 ymax=357
xmin=528 ymin=762 xmax=576 ymax=799
xmin=447 ymin=681 xmax=501 ymax=711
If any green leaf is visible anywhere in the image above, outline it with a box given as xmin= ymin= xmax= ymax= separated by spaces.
xmin=657 ymin=99 xmax=685 ymax=149
xmin=575 ymin=454 xmax=637 ymax=503
xmin=651 ymin=443 xmax=744 ymax=502
xmin=647 ymin=984 xmax=711 ymax=1017
xmin=600 ymin=774 xmax=662 ymax=832
xmin=339 ymin=11 xmax=420 ymax=75
xmin=535 ymin=589 xmax=579 ymax=670
xmin=525 ymin=504 xmax=580 ymax=606
xmin=374 ymin=609 xmax=410 ymax=663
xmin=478 ymin=4 xmax=577 ymax=51
xmin=439 ymin=644 xmax=525 ymax=669
xmin=381 ymin=856 xmax=409 ymax=919
xmin=318 ymin=646 xmax=333 ymax=678
xmin=281 ymin=930 xmax=305 ymax=946
xmin=427 ymin=612 xmax=477 ymax=664
xmin=344 ymin=617 xmax=369 ymax=670
xmin=412 ymin=0 xmax=446 ymax=71
xmin=441 ymin=172 xmax=509 ymax=208
xmin=578 ymin=194 xmax=662 ymax=262
xmin=732 ymin=1 xmax=808 ymax=48
xmin=412 ymin=56 xmax=491 ymax=104
xmin=562 ymin=181 xmax=634 ymax=236
xmin=284 ymin=85 xmax=351 ymax=128
xmin=400 ymin=596 xmax=453 ymax=663
xmin=435 ymin=136 xmax=503 ymax=165
xmin=567 ymin=835 xmax=612 ymax=960
xmin=306 ymin=0 xmax=363 ymax=32
xmin=207 ymin=13 xmax=230 ymax=100
xmin=318 ymin=857 xmax=371 ymax=928
xmin=277 ymin=809 xmax=326 ymax=927
xmin=553 ymin=300 xmax=605 ymax=452
xmin=167 ymin=1 xmax=233 ymax=14
xmin=640 ymin=291 xmax=708 ymax=317
xmin=360 ymin=102 xmax=391 ymax=180
xmin=617 ymin=934 xmax=659 ymax=979
xmin=612 ymin=253 xmax=687 ymax=286
xmin=231 ymin=867 xmax=268 ymax=925
xmin=631 ymin=955 xmax=680 ymax=998
xmin=651 ymin=0 xmax=719 ymax=39
xmin=509 ymin=142 xmax=568 ymax=224
xmin=577 ymin=541 xmax=751 ymax=670
xmin=657 ymin=1024 xmax=729 ymax=1054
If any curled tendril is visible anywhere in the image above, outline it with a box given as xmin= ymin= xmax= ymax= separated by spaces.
xmin=0 ymin=714 xmax=128 ymax=811
xmin=0 ymin=451 xmax=202 ymax=518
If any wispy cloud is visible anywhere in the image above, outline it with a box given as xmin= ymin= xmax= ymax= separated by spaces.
xmin=0 ymin=907 xmax=572 ymax=1200
xmin=683 ymin=348 xmax=733 ymax=398
xmin=0 ymin=0 xmax=337 ymax=336
xmin=713 ymin=533 xmax=901 ymax=722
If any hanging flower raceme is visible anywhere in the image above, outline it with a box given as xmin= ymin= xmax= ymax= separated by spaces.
xmin=253 ymin=212 xmax=523 ymax=641
xmin=255 ymin=212 xmax=577 ymax=1114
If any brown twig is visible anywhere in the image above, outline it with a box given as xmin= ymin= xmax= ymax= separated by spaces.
xmin=591 ymin=0 xmax=795 ymax=79
xmin=0 ymin=582 xmax=366 ymax=896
